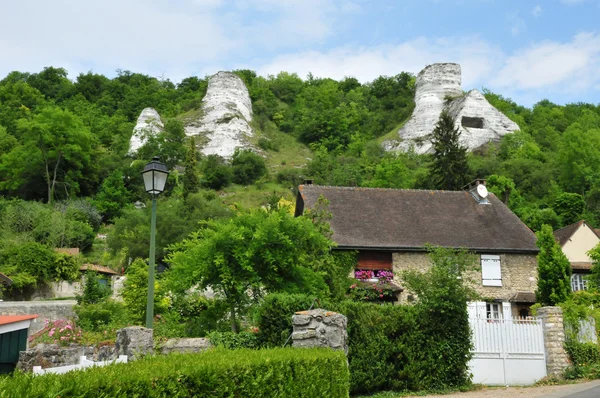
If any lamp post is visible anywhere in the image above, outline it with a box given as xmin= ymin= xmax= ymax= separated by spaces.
xmin=141 ymin=156 xmax=169 ymax=329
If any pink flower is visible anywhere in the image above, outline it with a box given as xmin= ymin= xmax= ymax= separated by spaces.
xmin=379 ymin=294 xmax=384 ymax=298
xmin=65 ymin=324 xmax=72 ymax=330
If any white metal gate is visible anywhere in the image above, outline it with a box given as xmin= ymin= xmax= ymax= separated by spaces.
xmin=468 ymin=303 xmax=546 ymax=386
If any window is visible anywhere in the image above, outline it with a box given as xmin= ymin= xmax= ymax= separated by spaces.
xmin=461 ymin=116 xmax=484 ymax=129
xmin=571 ymin=274 xmax=588 ymax=292
xmin=481 ymin=255 xmax=502 ymax=286
xmin=486 ymin=303 xmax=502 ymax=320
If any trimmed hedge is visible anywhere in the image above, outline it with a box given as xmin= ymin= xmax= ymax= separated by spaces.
xmin=566 ymin=341 xmax=600 ymax=366
xmin=0 ymin=348 xmax=349 ymax=398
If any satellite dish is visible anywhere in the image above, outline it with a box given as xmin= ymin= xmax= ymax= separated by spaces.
xmin=477 ymin=184 xmax=489 ymax=198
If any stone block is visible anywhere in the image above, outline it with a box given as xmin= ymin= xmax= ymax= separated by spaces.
xmin=159 ymin=338 xmax=212 ymax=355
xmin=115 ymin=326 xmax=153 ymax=360
xmin=291 ymin=309 xmax=348 ymax=354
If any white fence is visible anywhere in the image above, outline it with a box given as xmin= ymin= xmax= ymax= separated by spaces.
xmin=32 ymin=355 xmax=128 ymax=375
xmin=469 ymin=317 xmax=546 ymax=386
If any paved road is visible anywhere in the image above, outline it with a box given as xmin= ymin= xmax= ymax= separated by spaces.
xmin=554 ymin=384 xmax=600 ymax=398
xmin=542 ymin=381 xmax=600 ymax=398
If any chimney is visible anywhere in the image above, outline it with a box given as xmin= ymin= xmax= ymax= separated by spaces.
xmin=303 ymin=179 xmax=314 ymax=185
xmin=463 ymin=179 xmax=490 ymax=205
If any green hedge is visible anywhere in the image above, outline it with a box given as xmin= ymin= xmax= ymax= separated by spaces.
xmin=566 ymin=341 xmax=600 ymax=366
xmin=0 ymin=348 xmax=349 ymax=398
xmin=256 ymin=294 xmax=416 ymax=394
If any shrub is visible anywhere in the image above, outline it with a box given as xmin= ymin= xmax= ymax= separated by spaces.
xmin=276 ymin=168 xmax=304 ymax=189
xmin=76 ymin=271 xmax=111 ymax=305
xmin=208 ymin=331 xmax=259 ymax=349
xmin=30 ymin=319 xmax=82 ymax=347
xmin=0 ymin=242 xmax=57 ymax=290
xmin=0 ymin=348 xmax=350 ymax=398
xmin=122 ymin=258 xmax=169 ymax=323
xmin=231 ymin=149 xmax=267 ymax=185
xmin=258 ymin=137 xmax=280 ymax=152
xmin=75 ymin=300 xmax=130 ymax=332
xmin=565 ymin=341 xmax=600 ymax=366
xmin=256 ymin=293 xmax=325 ymax=347
xmin=201 ymin=154 xmax=232 ymax=190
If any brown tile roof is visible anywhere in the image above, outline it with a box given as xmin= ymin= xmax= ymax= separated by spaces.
xmin=553 ymin=220 xmax=585 ymax=246
xmin=296 ymin=185 xmax=538 ymax=253
xmin=510 ymin=292 xmax=536 ymax=303
xmin=80 ymin=264 xmax=119 ymax=275
xmin=0 ymin=272 xmax=12 ymax=285
xmin=0 ymin=315 xmax=38 ymax=326
xmin=55 ymin=248 xmax=80 ymax=256
xmin=571 ymin=262 xmax=593 ymax=271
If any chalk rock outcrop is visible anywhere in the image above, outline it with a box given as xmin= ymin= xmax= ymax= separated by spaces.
xmin=129 ymin=108 xmax=163 ymax=154
xmin=385 ymin=63 xmax=519 ymax=154
xmin=184 ymin=71 xmax=253 ymax=159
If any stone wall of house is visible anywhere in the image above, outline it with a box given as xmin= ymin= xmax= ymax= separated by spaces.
xmin=0 ymin=300 xmax=76 ymax=334
xmin=17 ymin=344 xmax=116 ymax=372
xmin=537 ymin=306 xmax=570 ymax=377
xmin=392 ymin=252 xmax=537 ymax=303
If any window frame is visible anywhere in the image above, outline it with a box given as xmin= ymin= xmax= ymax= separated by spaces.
xmin=571 ymin=273 xmax=588 ymax=292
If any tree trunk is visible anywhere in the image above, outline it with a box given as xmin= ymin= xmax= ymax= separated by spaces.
xmin=230 ymin=303 xmax=239 ymax=333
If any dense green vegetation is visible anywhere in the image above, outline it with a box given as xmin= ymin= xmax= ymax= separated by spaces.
xmin=0 ymin=348 xmax=349 ymax=398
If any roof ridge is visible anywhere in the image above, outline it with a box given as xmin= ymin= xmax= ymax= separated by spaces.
xmin=553 ymin=220 xmax=584 ymax=233
xmin=300 ymin=184 xmax=473 ymax=194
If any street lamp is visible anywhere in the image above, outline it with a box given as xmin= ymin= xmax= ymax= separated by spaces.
xmin=141 ymin=156 xmax=169 ymax=328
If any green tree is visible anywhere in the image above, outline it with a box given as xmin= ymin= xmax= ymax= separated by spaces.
xmin=231 ymin=149 xmax=267 ymax=185
xmin=553 ymin=192 xmax=585 ymax=226
xmin=77 ymin=271 xmax=111 ymax=305
xmin=122 ymin=258 xmax=169 ymax=323
xmin=94 ymin=170 xmax=132 ymax=221
xmin=588 ymin=244 xmax=600 ymax=290
xmin=166 ymin=208 xmax=333 ymax=332
xmin=402 ymin=246 xmax=476 ymax=390
xmin=183 ymin=137 xmax=200 ymax=198
xmin=429 ymin=111 xmax=470 ymax=190
xmin=0 ymin=106 xmax=96 ymax=203
xmin=536 ymin=224 xmax=572 ymax=306
xmin=201 ymin=154 xmax=232 ymax=190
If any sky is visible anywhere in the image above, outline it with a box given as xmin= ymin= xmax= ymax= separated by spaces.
xmin=1 ymin=0 xmax=599 ymax=107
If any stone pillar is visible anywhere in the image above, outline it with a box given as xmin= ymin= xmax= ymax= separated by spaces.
xmin=537 ymin=306 xmax=570 ymax=377
xmin=292 ymin=309 xmax=347 ymax=354
xmin=115 ymin=326 xmax=153 ymax=360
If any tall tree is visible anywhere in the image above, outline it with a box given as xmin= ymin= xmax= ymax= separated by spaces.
xmin=536 ymin=224 xmax=572 ymax=306
xmin=0 ymin=106 xmax=96 ymax=203
xmin=182 ymin=136 xmax=200 ymax=199
xmin=166 ymin=208 xmax=333 ymax=332
xmin=429 ymin=111 xmax=470 ymax=190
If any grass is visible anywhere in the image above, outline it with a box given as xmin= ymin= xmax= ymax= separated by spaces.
xmin=217 ymin=182 xmax=295 ymax=209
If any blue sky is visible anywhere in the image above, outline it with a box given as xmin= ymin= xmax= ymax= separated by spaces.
xmin=1 ymin=0 xmax=599 ymax=106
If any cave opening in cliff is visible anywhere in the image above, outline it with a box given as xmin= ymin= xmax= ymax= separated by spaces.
xmin=461 ymin=116 xmax=484 ymax=129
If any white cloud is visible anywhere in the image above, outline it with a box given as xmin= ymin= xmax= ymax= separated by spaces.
xmin=254 ymin=36 xmax=502 ymax=88
xmin=531 ymin=5 xmax=542 ymax=17
xmin=491 ymin=32 xmax=600 ymax=92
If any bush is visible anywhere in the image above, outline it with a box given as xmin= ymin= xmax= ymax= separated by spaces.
xmin=0 ymin=242 xmax=57 ymax=290
xmin=231 ymin=149 xmax=267 ymax=185
xmin=76 ymin=271 xmax=111 ymax=305
xmin=201 ymin=154 xmax=233 ymax=190
xmin=208 ymin=331 xmax=259 ymax=349
xmin=565 ymin=341 xmax=600 ymax=366
xmin=0 ymin=348 xmax=350 ymax=398
xmin=258 ymin=137 xmax=280 ymax=152
xmin=122 ymin=259 xmax=169 ymax=323
xmin=75 ymin=300 xmax=130 ymax=332
xmin=256 ymin=293 xmax=324 ymax=347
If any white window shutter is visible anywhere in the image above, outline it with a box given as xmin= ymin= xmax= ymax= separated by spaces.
xmin=481 ymin=255 xmax=502 ymax=286
xmin=476 ymin=301 xmax=487 ymax=319
xmin=502 ymin=302 xmax=512 ymax=320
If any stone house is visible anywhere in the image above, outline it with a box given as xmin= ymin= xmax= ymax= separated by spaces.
xmin=553 ymin=220 xmax=600 ymax=292
xmin=294 ymin=182 xmax=539 ymax=319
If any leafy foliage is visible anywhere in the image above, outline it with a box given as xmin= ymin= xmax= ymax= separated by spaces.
xmin=536 ymin=224 xmax=572 ymax=305
xmin=76 ymin=271 xmax=111 ymax=305
xmin=231 ymin=149 xmax=267 ymax=185
xmin=121 ymin=258 xmax=169 ymax=323
xmin=429 ymin=111 xmax=470 ymax=190
xmin=166 ymin=207 xmax=334 ymax=332
xmin=0 ymin=348 xmax=350 ymax=398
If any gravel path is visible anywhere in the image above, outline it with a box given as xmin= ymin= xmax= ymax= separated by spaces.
xmin=407 ymin=380 xmax=600 ymax=398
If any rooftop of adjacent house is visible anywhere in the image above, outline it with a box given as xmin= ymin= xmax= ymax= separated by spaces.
xmin=0 ymin=315 xmax=38 ymax=326
xmin=0 ymin=272 xmax=12 ymax=285
xmin=296 ymin=185 xmax=538 ymax=253
xmin=80 ymin=264 xmax=119 ymax=275
xmin=553 ymin=220 xmax=600 ymax=247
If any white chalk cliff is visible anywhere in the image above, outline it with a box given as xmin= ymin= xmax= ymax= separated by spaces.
xmin=184 ymin=71 xmax=253 ymax=159
xmin=385 ymin=63 xmax=519 ymax=154
xmin=129 ymin=108 xmax=164 ymax=154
